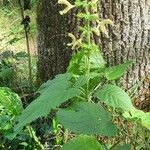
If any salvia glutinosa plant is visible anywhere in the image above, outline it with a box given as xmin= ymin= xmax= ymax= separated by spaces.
xmin=12 ymin=0 xmax=150 ymax=149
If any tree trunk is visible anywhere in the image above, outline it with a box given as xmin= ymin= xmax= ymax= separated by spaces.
xmin=37 ymin=0 xmax=76 ymax=84
xmin=99 ymin=0 xmax=150 ymax=101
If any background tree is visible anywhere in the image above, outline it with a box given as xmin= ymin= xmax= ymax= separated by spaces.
xmin=37 ymin=0 xmax=76 ymax=84
xmin=98 ymin=0 xmax=150 ymax=101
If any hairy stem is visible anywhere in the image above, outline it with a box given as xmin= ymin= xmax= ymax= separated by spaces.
xmin=85 ymin=0 xmax=91 ymax=102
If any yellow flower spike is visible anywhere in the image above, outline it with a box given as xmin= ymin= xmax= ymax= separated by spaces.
xmin=99 ymin=22 xmax=108 ymax=36
xmin=91 ymin=6 xmax=98 ymax=13
xmin=98 ymin=19 xmax=114 ymax=36
xmin=67 ymin=33 xmax=76 ymax=46
xmin=67 ymin=33 xmax=82 ymax=49
xmin=92 ymin=19 xmax=113 ymax=36
xmin=91 ymin=0 xmax=98 ymax=12
xmin=92 ymin=26 xmax=100 ymax=36
xmin=101 ymin=19 xmax=114 ymax=26
xmin=92 ymin=0 xmax=98 ymax=3
xmin=72 ymin=38 xmax=82 ymax=49
xmin=58 ymin=0 xmax=75 ymax=15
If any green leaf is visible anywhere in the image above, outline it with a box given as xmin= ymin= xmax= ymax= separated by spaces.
xmin=67 ymin=49 xmax=85 ymax=75
xmin=90 ymin=51 xmax=105 ymax=70
xmin=68 ymin=47 xmax=105 ymax=76
xmin=57 ymin=102 xmax=118 ymax=137
xmin=0 ymin=87 xmax=23 ymax=116
xmin=0 ymin=67 xmax=14 ymax=78
xmin=104 ymin=61 xmax=132 ymax=80
xmin=74 ymin=75 xmax=87 ymax=89
xmin=77 ymin=13 xmax=99 ymax=21
xmin=38 ymin=73 xmax=72 ymax=93
xmin=94 ymin=84 xmax=134 ymax=111
xmin=115 ymin=144 xmax=131 ymax=150
xmin=0 ymin=114 xmax=12 ymax=131
xmin=15 ymin=73 xmax=81 ymax=132
xmin=123 ymin=109 xmax=150 ymax=130
xmin=61 ymin=135 xmax=102 ymax=150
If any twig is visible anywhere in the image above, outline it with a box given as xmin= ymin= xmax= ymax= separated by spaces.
xmin=18 ymin=0 xmax=33 ymax=89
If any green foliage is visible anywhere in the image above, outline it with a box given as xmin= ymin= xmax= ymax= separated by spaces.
xmin=0 ymin=50 xmax=33 ymax=88
xmin=74 ymin=75 xmax=87 ymax=89
xmin=123 ymin=109 xmax=150 ymax=130
xmin=0 ymin=106 xmax=12 ymax=132
xmin=115 ymin=144 xmax=131 ymax=150
xmin=0 ymin=67 xmax=14 ymax=79
xmin=38 ymin=73 xmax=72 ymax=93
xmin=61 ymin=135 xmax=103 ymax=150
xmin=15 ymin=73 xmax=82 ymax=132
xmin=67 ymin=49 xmax=86 ymax=75
xmin=57 ymin=102 xmax=118 ymax=137
xmin=0 ymin=87 xmax=23 ymax=116
xmin=0 ymin=87 xmax=22 ymax=139
xmin=104 ymin=61 xmax=132 ymax=80
xmin=68 ymin=46 xmax=105 ymax=76
xmin=94 ymin=84 xmax=134 ymax=111
xmin=0 ymin=51 xmax=14 ymax=85
xmin=0 ymin=87 xmax=44 ymax=149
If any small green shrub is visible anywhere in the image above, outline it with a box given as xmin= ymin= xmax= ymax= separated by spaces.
xmin=0 ymin=87 xmax=44 ymax=149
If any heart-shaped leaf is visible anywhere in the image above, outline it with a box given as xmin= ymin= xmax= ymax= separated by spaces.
xmin=57 ymin=102 xmax=118 ymax=137
xmin=61 ymin=135 xmax=102 ymax=150
xmin=94 ymin=84 xmax=134 ymax=111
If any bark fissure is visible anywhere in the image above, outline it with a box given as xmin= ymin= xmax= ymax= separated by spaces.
xmin=37 ymin=0 xmax=76 ymax=84
xmin=99 ymin=0 xmax=150 ymax=100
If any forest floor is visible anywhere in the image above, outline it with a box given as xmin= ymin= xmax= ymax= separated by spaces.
xmin=0 ymin=6 xmax=37 ymax=55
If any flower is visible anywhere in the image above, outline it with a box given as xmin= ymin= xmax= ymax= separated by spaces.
xmin=92 ymin=25 xmax=100 ymax=36
xmin=67 ymin=33 xmax=82 ymax=49
xmin=92 ymin=0 xmax=98 ymax=3
xmin=90 ymin=0 xmax=98 ymax=12
xmin=99 ymin=19 xmax=113 ymax=36
xmin=58 ymin=0 xmax=75 ymax=15
xmin=92 ymin=19 xmax=114 ymax=36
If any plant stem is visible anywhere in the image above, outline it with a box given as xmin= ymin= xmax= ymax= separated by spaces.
xmin=18 ymin=0 xmax=33 ymax=89
xmin=27 ymin=126 xmax=45 ymax=149
xmin=64 ymin=129 xmax=69 ymax=143
xmin=85 ymin=0 xmax=91 ymax=102
xmin=90 ymin=81 xmax=101 ymax=97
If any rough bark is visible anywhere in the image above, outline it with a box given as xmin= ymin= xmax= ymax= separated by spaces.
xmin=99 ymin=0 xmax=150 ymax=101
xmin=37 ymin=0 xmax=76 ymax=84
